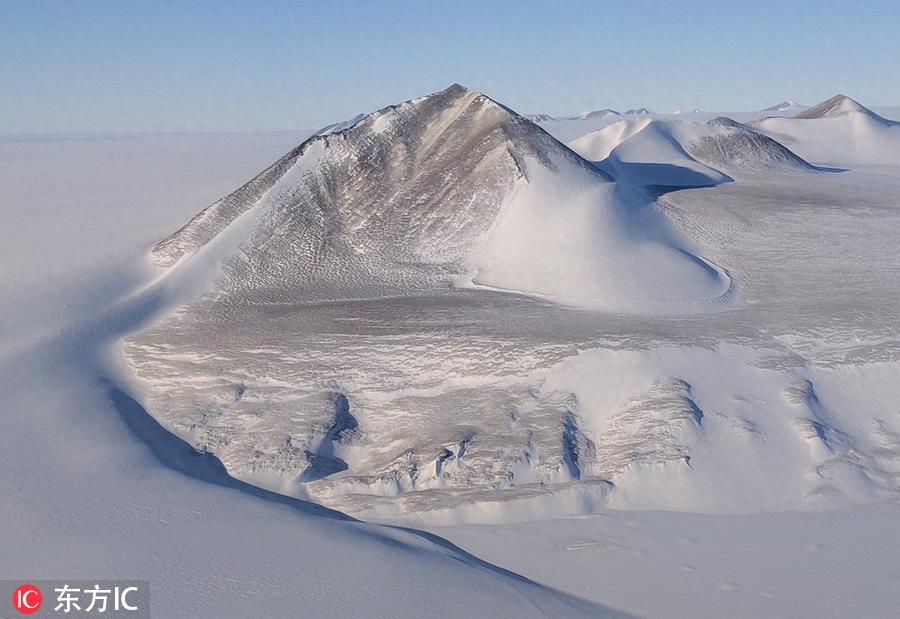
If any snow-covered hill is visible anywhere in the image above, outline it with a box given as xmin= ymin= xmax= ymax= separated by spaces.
xmin=568 ymin=116 xmax=814 ymax=187
xmin=753 ymin=94 xmax=900 ymax=166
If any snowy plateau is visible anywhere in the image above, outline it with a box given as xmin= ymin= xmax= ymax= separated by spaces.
xmin=2 ymin=85 xmax=899 ymax=617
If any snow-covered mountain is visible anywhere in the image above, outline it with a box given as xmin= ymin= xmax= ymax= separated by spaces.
xmin=623 ymin=107 xmax=653 ymax=115
xmin=8 ymin=103 xmax=899 ymax=617
xmin=128 ymin=84 xmax=741 ymax=518
xmin=753 ymin=94 xmax=900 ymax=165
xmin=761 ymin=99 xmax=803 ymax=112
xmin=569 ymin=116 xmax=814 ymax=187
xmin=123 ymin=85 xmax=900 ymax=526
xmin=793 ymin=94 xmax=886 ymax=121
xmin=152 ymin=84 xmax=727 ymax=312
xmin=576 ymin=108 xmax=620 ymax=119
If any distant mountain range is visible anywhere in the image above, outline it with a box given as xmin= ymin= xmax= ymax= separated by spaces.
xmin=761 ymin=100 xmax=803 ymax=112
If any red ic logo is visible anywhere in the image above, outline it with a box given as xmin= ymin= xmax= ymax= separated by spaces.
xmin=12 ymin=584 xmax=42 ymax=615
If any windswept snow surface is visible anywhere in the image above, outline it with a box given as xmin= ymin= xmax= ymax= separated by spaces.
xmin=0 ymin=133 xmax=615 ymax=617
xmin=435 ymin=502 xmax=900 ymax=618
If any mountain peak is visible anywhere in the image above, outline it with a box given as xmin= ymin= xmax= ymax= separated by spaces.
xmin=150 ymin=84 xmax=729 ymax=317
xmin=793 ymin=94 xmax=880 ymax=120
xmin=442 ymin=82 xmax=475 ymax=97
xmin=151 ymin=84 xmax=609 ymax=273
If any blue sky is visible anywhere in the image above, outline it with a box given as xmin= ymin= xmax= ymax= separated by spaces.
xmin=3 ymin=0 xmax=899 ymax=133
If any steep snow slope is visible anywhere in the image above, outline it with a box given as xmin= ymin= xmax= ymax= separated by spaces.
xmin=464 ymin=154 xmax=730 ymax=309
xmin=754 ymin=94 xmax=900 ymax=166
xmin=151 ymin=84 xmax=728 ymax=312
xmin=569 ymin=117 xmax=813 ymax=187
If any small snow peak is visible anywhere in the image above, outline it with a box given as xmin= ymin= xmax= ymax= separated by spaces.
xmin=794 ymin=94 xmax=874 ymax=119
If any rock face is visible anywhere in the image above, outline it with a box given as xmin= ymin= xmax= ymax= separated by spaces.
xmin=153 ymin=84 xmax=600 ymax=289
xmin=152 ymin=85 xmax=609 ymax=301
